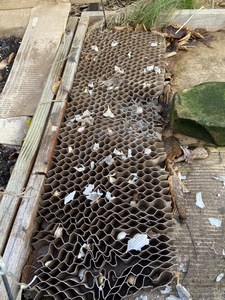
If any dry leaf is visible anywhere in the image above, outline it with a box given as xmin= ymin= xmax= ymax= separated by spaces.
xmin=7 ymin=52 xmax=15 ymax=64
xmin=114 ymin=65 xmax=124 ymax=74
xmin=164 ymin=136 xmax=183 ymax=162
xmin=168 ymin=172 xmax=190 ymax=221
xmin=180 ymin=146 xmax=193 ymax=164
xmin=0 ymin=59 xmax=8 ymax=70
xmin=103 ymin=106 xmax=115 ymax=118
xmin=52 ymin=80 xmax=61 ymax=95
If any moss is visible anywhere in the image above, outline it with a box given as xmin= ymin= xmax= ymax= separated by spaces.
xmin=171 ymin=82 xmax=225 ymax=145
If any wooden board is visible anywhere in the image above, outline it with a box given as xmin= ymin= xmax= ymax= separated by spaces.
xmin=0 ymin=15 xmax=89 ymax=299
xmin=0 ymin=15 xmax=77 ymax=257
xmin=0 ymin=2 xmax=70 ymax=119
xmin=0 ymin=0 xmax=102 ymax=10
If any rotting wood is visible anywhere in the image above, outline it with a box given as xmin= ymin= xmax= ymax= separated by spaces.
xmin=0 ymin=14 xmax=90 ymax=299
xmin=0 ymin=17 xmax=77 ymax=257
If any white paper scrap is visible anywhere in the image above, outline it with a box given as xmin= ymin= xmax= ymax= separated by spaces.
xmin=91 ymin=45 xmax=98 ymax=52
xmin=64 ymin=191 xmax=76 ymax=205
xmin=208 ymin=218 xmax=222 ymax=227
xmin=196 ymin=192 xmax=205 ymax=209
xmin=126 ymin=233 xmax=149 ymax=253
xmin=216 ymin=273 xmax=224 ymax=282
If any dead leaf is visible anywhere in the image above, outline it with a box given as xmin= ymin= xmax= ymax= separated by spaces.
xmin=164 ymin=136 xmax=183 ymax=162
xmin=7 ymin=52 xmax=15 ymax=64
xmin=21 ymin=250 xmax=41 ymax=284
xmin=191 ymin=146 xmax=208 ymax=160
xmin=180 ymin=146 xmax=193 ymax=164
xmin=168 ymin=172 xmax=190 ymax=222
xmin=163 ymin=24 xmax=188 ymax=39
xmin=0 ymin=59 xmax=8 ymax=70
xmin=52 ymin=80 xmax=61 ymax=95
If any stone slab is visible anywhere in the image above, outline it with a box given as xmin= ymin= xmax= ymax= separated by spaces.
xmin=171 ymin=82 xmax=225 ymax=145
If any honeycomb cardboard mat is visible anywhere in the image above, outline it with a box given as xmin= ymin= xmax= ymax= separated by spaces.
xmin=23 ymin=30 xmax=176 ymax=299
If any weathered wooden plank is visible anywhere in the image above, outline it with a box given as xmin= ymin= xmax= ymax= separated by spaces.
xmin=0 ymin=0 xmax=103 ymax=10
xmin=173 ymin=9 xmax=225 ymax=31
xmin=0 ymin=15 xmax=89 ymax=300
xmin=82 ymin=9 xmax=225 ymax=30
xmin=0 ymin=17 xmax=75 ymax=256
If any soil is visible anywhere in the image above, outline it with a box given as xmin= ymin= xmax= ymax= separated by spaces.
xmin=0 ymin=37 xmax=21 ymax=192
xmin=0 ymin=145 xmax=18 ymax=189
xmin=0 ymin=36 xmax=21 ymax=93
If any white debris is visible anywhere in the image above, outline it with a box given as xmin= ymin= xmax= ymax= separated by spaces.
xmin=126 ymin=233 xmax=149 ymax=253
xmin=68 ymin=146 xmax=73 ymax=153
xmin=222 ymin=249 xmax=225 ymax=256
xmin=113 ymin=148 xmax=126 ymax=160
xmin=128 ymin=51 xmax=132 ymax=58
xmin=54 ymin=226 xmax=63 ymax=238
xmin=143 ymin=65 xmax=154 ymax=74
xmin=216 ymin=273 xmax=224 ymax=282
xmin=91 ymin=45 xmax=98 ymax=52
xmin=128 ymin=173 xmax=138 ymax=184
xmin=150 ymin=42 xmax=158 ymax=47
xmin=154 ymin=66 xmax=161 ymax=74
xmin=103 ymin=106 xmax=115 ymax=118
xmin=101 ymin=155 xmax=115 ymax=166
xmin=78 ymin=268 xmax=86 ymax=281
xmin=196 ymin=192 xmax=205 ymax=209
xmin=86 ymin=188 xmax=103 ymax=204
xmin=78 ymin=243 xmax=88 ymax=259
xmin=144 ymin=148 xmax=152 ymax=155
xmin=160 ymin=285 xmax=172 ymax=294
xmin=127 ymin=149 xmax=132 ymax=158
xmin=90 ymin=161 xmax=95 ymax=170
xmin=117 ymin=232 xmax=127 ymax=240
xmin=176 ymin=283 xmax=192 ymax=300
xmin=64 ymin=191 xmax=76 ymax=205
xmin=77 ymin=126 xmax=85 ymax=132
xmin=212 ymin=175 xmax=225 ymax=187
xmin=83 ymin=184 xmax=95 ymax=195
xmin=111 ymin=40 xmax=118 ymax=47
xmin=135 ymin=295 xmax=148 ymax=300
xmin=136 ymin=106 xmax=143 ymax=114
xmin=178 ymin=171 xmax=186 ymax=181
xmin=208 ymin=218 xmax=222 ymax=227
xmin=74 ymin=165 xmax=85 ymax=172
xmin=108 ymin=174 xmax=116 ymax=184
xmin=166 ymin=296 xmax=180 ymax=300
xmin=106 ymin=191 xmax=115 ymax=201
xmin=114 ymin=65 xmax=124 ymax=74
xmin=93 ymin=143 xmax=100 ymax=151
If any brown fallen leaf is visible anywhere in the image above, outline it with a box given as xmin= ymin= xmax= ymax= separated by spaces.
xmin=164 ymin=136 xmax=183 ymax=162
xmin=21 ymin=249 xmax=41 ymax=284
xmin=180 ymin=146 xmax=193 ymax=164
xmin=0 ymin=59 xmax=8 ymax=70
xmin=7 ymin=52 xmax=15 ymax=64
xmin=168 ymin=172 xmax=190 ymax=222
xmin=52 ymin=80 xmax=61 ymax=95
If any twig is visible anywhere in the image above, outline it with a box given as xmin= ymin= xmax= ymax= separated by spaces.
xmin=175 ymin=6 xmax=205 ymax=34
xmin=1 ymin=275 xmax=14 ymax=300
xmin=0 ymin=257 xmax=14 ymax=300
xmin=101 ymin=0 xmax=107 ymax=29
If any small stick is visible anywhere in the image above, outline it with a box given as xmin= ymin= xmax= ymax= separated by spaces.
xmin=0 ymin=257 xmax=14 ymax=300
xmin=175 ymin=6 xmax=205 ymax=34
xmin=1 ymin=274 xmax=14 ymax=300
